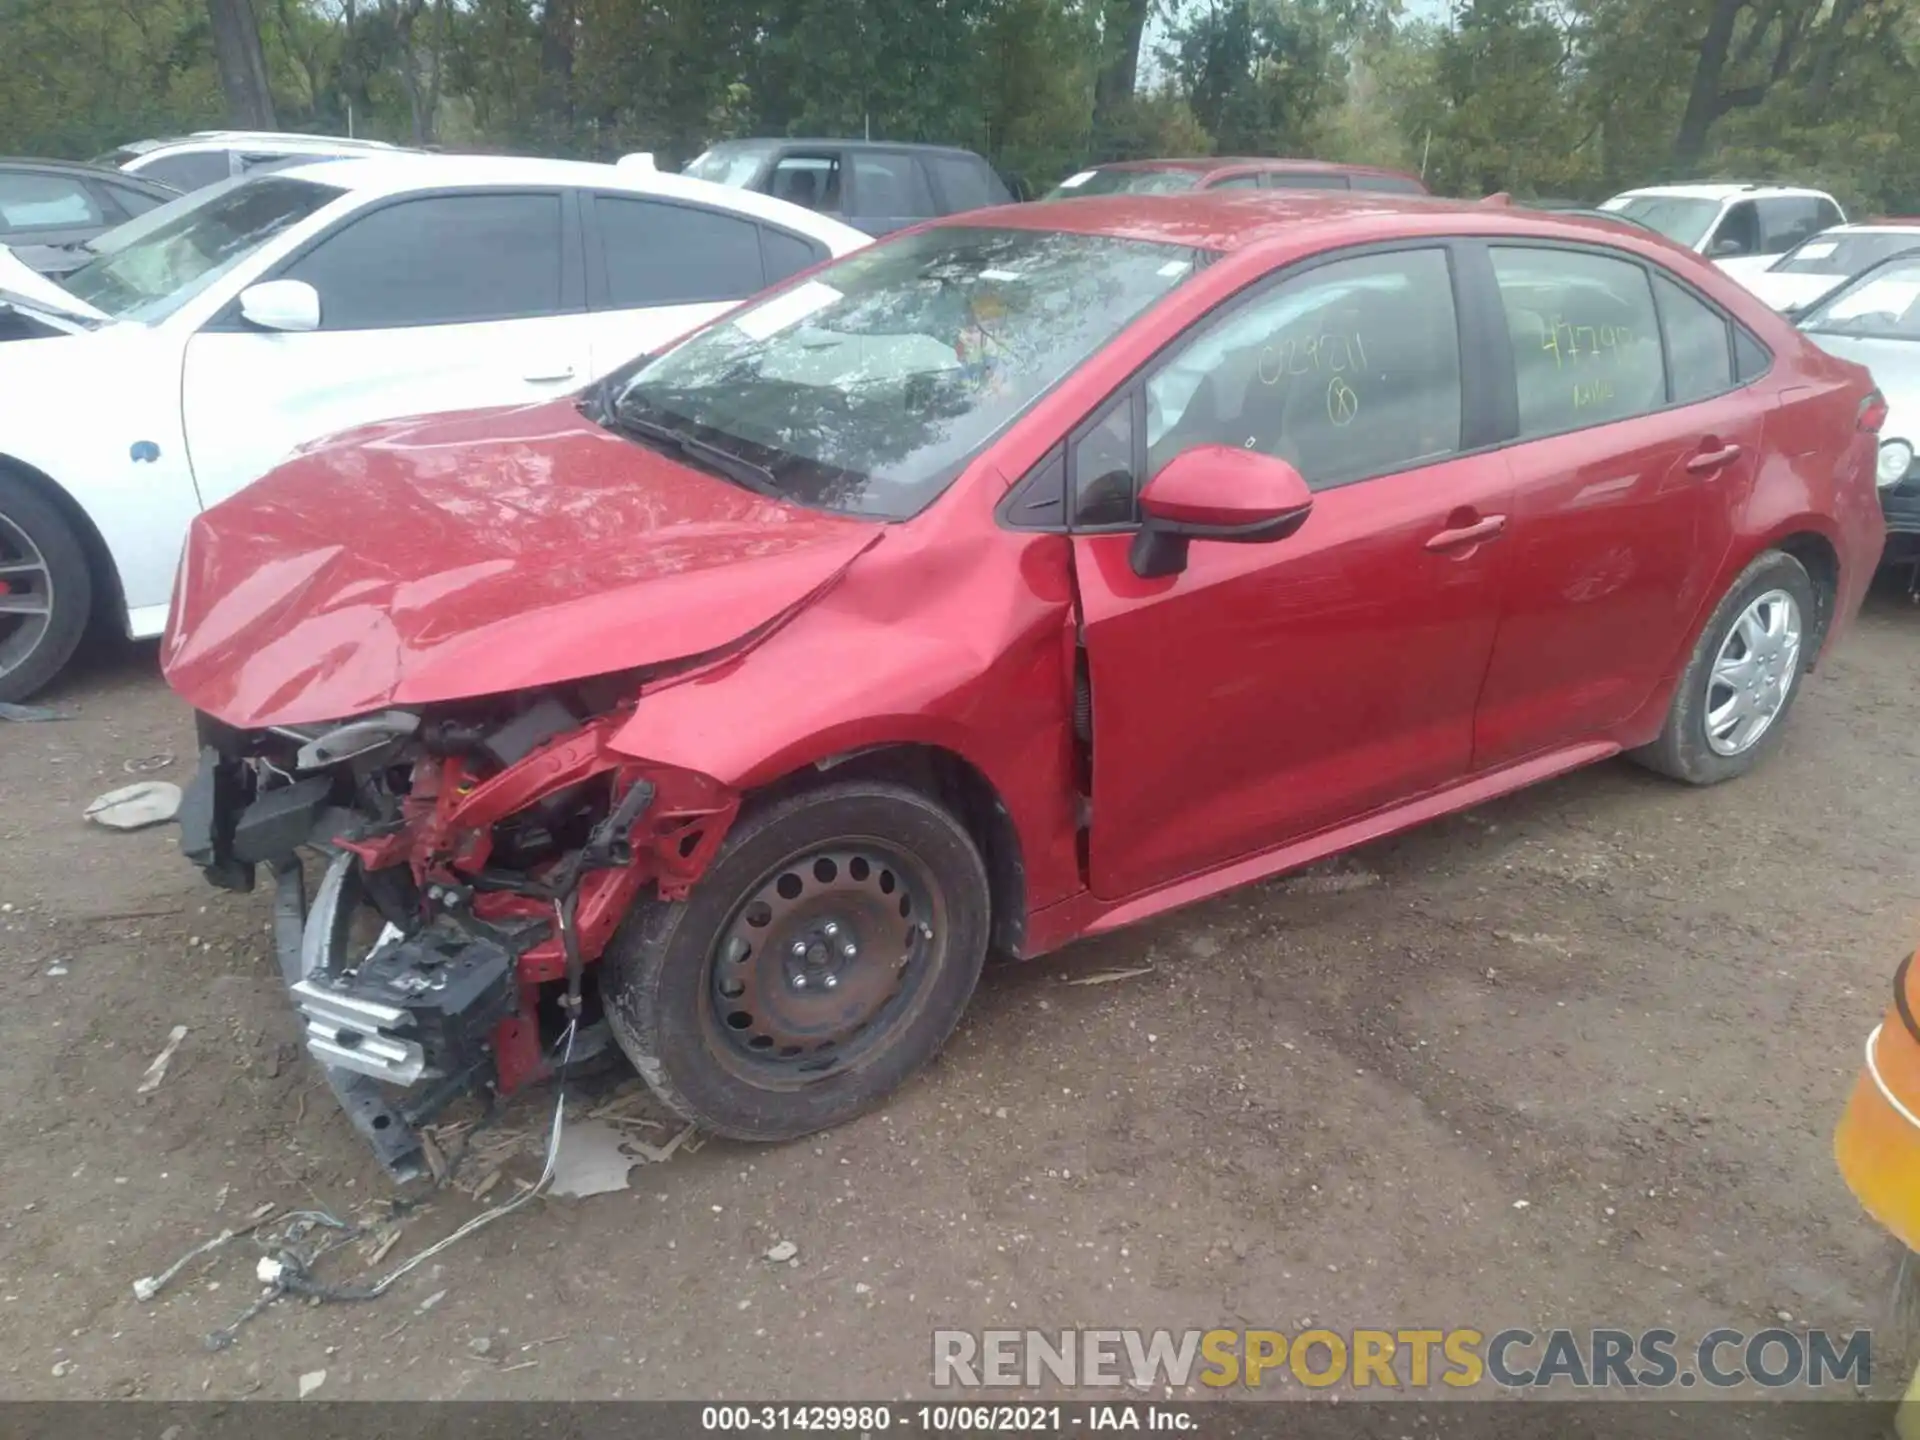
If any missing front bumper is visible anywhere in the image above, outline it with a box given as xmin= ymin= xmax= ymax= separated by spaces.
xmin=271 ymin=860 xmax=429 ymax=1182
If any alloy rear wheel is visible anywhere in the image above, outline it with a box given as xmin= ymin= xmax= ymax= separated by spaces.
xmin=0 ymin=470 xmax=92 ymax=705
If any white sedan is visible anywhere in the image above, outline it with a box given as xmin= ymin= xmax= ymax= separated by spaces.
xmin=1732 ymin=222 xmax=1920 ymax=315
xmin=0 ymin=155 xmax=869 ymax=700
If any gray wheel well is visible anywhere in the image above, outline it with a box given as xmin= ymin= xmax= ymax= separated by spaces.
xmin=0 ymin=455 xmax=126 ymax=634
xmin=1775 ymin=531 xmax=1840 ymax=664
xmin=750 ymin=744 xmax=1029 ymax=957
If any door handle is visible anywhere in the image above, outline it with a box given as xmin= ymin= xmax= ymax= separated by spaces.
xmin=1424 ymin=514 xmax=1507 ymax=551
xmin=523 ymin=365 xmax=577 ymax=384
xmin=1685 ymin=443 xmax=1743 ymax=474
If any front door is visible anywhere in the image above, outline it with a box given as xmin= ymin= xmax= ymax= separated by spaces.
xmin=1471 ymin=245 xmax=1759 ymax=767
xmin=181 ymin=189 xmax=589 ymax=507
xmin=1074 ymin=246 xmax=1516 ymax=901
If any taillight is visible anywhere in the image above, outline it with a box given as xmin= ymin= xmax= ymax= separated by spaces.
xmin=1860 ymin=390 xmax=1889 ymax=433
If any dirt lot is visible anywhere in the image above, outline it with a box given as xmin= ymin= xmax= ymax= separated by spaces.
xmin=0 ymin=582 xmax=1916 ymax=1403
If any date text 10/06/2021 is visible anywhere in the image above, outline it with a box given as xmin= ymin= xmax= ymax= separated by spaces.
xmin=700 ymin=1405 xmax=1190 ymax=1432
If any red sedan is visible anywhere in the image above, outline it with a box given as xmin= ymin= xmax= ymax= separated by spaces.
xmin=165 ymin=193 xmax=1886 ymax=1177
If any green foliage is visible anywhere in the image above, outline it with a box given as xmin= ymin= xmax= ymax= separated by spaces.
xmin=0 ymin=0 xmax=1916 ymax=210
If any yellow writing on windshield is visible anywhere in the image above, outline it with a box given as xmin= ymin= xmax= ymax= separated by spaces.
xmin=1259 ymin=331 xmax=1370 ymax=386
xmin=1540 ymin=315 xmax=1634 ymax=369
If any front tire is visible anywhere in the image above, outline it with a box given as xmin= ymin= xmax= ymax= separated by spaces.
xmin=1632 ymin=548 xmax=1818 ymax=785
xmin=602 ymin=780 xmax=990 ymax=1141
xmin=0 ymin=470 xmax=91 ymax=704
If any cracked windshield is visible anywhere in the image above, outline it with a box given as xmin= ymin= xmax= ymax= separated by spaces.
xmin=611 ymin=227 xmax=1200 ymax=517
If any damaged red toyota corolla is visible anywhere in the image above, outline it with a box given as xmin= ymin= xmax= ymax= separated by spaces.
xmin=165 ymin=194 xmax=1885 ymax=1178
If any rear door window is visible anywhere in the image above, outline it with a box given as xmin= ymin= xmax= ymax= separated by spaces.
xmin=283 ymin=191 xmax=566 ymax=329
xmin=851 ymin=151 xmax=939 ymax=219
xmin=138 ymin=150 xmax=234 ymax=191
xmin=926 ymin=155 xmax=997 ymax=213
xmin=594 ymin=195 xmax=766 ymax=306
xmin=1264 ymin=171 xmax=1350 ymax=190
xmin=1490 ymin=247 xmax=1666 ymax=436
xmin=1652 ymin=273 xmax=1734 ymax=403
xmin=761 ymin=227 xmax=827 ymax=285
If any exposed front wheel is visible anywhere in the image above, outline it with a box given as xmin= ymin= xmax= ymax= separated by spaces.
xmin=602 ymin=780 xmax=990 ymax=1141
xmin=0 ymin=471 xmax=92 ymax=704
xmin=1631 ymin=549 xmax=1819 ymax=785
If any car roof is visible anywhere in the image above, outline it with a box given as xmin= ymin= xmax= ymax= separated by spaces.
xmin=271 ymin=153 xmax=871 ymax=247
xmin=129 ymin=131 xmax=400 ymax=155
xmin=700 ymin=137 xmax=989 ymax=159
xmin=1089 ymin=156 xmax=1408 ymax=178
xmin=1610 ymin=183 xmax=1834 ymax=202
xmin=1836 ymin=220 xmax=1920 ymax=232
xmin=941 ymin=189 xmax=1708 ymax=255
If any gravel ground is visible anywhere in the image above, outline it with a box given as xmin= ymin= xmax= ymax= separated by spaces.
xmin=0 ymin=581 xmax=1914 ymax=1403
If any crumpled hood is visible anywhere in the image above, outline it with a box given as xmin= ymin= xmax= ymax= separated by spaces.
xmin=162 ymin=399 xmax=881 ymax=728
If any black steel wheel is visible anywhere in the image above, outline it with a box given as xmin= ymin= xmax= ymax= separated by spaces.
xmin=602 ymin=780 xmax=990 ymax=1141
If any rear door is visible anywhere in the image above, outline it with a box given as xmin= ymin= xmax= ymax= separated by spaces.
xmin=1470 ymin=244 xmax=1763 ymax=767
xmin=180 ymin=187 xmax=588 ymax=505
xmin=581 ymin=191 xmax=828 ymax=374
xmin=1074 ymin=244 xmax=1517 ymax=898
xmin=845 ymin=150 xmax=941 ymax=235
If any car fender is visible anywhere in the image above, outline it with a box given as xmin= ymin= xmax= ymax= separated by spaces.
xmin=0 ymin=324 xmax=198 ymax=632
xmin=609 ymin=529 xmax=1086 ymax=913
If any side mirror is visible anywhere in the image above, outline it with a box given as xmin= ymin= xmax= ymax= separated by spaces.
xmin=1707 ymin=237 xmax=1745 ymax=259
xmin=238 ymin=279 xmax=320 ymax=333
xmin=1130 ymin=445 xmax=1314 ymax=579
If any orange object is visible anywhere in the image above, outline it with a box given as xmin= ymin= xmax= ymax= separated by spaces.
xmin=1835 ymin=954 xmax=1920 ymax=1250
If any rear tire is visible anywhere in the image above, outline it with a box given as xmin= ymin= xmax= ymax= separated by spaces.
xmin=1631 ymin=549 xmax=1818 ymax=785
xmin=0 ymin=469 xmax=91 ymax=704
xmin=602 ymin=780 xmax=990 ymax=1142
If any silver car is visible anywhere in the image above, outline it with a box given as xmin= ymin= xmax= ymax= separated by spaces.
xmin=1800 ymin=253 xmax=1920 ymax=572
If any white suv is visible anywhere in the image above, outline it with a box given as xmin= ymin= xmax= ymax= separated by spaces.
xmin=0 ymin=155 xmax=869 ymax=700
xmin=94 ymin=130 xmax=409 ymax=193
xmin=1599 ymin=184 xmax=1845 ymax=279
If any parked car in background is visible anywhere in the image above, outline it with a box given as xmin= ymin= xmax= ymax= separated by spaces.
xmin=1527 ymin=203 xmax=1658 ymax=231
xmin=1733 ymin=221 xmax=1920 ymax=315
xmin=94 ymin=130 xmax=408 ymax=192
xmin=682 ymin=139 xmax=1013 ymax=234
xmin=0 ymin=159 xmax=176 ymax=273
xmin=7 ymin=175 xmax=255 ymax=282
xmin=1599 ymin=183 xmax=1844 ymax=274
xmin=0 ymin=155 xmax=868 ymax=701
xmin=1042 ymin=157 xmax=1428 ymax=199
xmin=1798 ymin=252 xmax=1920 ymax=570
xmin=162 ymin=191 xmax=1881 ymax=1177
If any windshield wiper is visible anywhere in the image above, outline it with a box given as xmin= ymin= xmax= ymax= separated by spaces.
xmin=607 ymin=409 xmax=784 ymax=498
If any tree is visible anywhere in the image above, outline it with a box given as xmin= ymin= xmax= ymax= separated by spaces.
xmin=207 ymin=0 xmax=279 ymax=127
